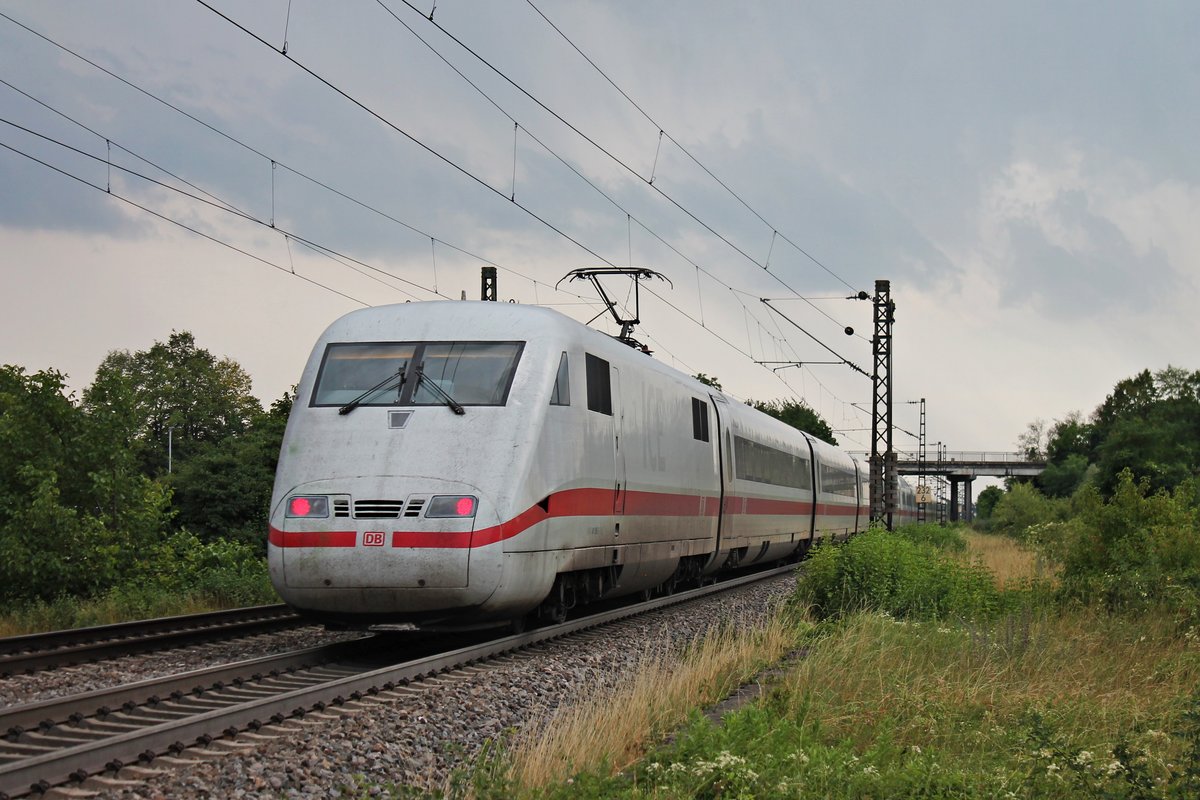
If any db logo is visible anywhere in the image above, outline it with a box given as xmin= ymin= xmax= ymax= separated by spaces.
xmin=363 ymin=531 xmax=386 ymax=547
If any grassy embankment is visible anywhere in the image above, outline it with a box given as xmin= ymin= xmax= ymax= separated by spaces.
xmin=398 ymin=477 xmax=1200 ymax=799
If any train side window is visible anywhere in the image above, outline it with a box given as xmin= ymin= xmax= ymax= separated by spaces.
xmin=691 ymin=398 xmax=710 ymax=442
xmin=585 ymin=353 xmax=612 ymax=415
xmin=550 ymin=352 xmax=571 ymax=406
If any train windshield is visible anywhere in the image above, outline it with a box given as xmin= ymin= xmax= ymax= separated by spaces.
xmin=311 ymin=341 xmax=524 ymax=408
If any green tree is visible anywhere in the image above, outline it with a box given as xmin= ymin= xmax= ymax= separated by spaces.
xmin=1084 ymin=366 xmax=1200 ymax=495
xmin=693 ymin=373 xmax=722 ymax=391
xmin=1045 ymin=411 xmax=1092 ymax=463
xmin=0 ymin=366 xmax=172 ymax=602
xmin=747 ymin=398 xmax=838 ymax=446
xmin=976 ymin=485 xmax=1004 ymax=519
xmin=1088 ymin=369 xmax=1158 ymax=454
xmin=171 ymin=392 xmax=292 ymax=549
xmin=1095 ymin=414 xmax=1195 ymax=495
xmin=84 ymin=331 xmax=262 ymax=475
xmin=1037 ymin=453 xmax=1091 ymax=498
xmin=1018 ymin=366 xmax=1200 ymax=500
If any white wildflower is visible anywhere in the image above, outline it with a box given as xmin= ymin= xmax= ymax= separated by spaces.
xmin=1075 ymin=751 xmax=1093 ymax=766
xmin=863 ymin=764 xmax=879 ymax=776
xmin=1105 ymin=760 xmax=1123 ymax=776
xmin=909 ymin=745 xmax=922 ymax=755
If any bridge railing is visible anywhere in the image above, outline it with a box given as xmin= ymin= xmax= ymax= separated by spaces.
xmin=851 ymin=451 xmax=1041 ymax=464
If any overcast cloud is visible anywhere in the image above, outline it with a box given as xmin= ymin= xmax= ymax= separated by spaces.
xmin=2 ymin=0 xmax=1198 ymax=494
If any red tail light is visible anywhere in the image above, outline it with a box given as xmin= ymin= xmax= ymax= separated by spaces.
xmin=426 ymin=495 xmax=477 ymax=518
xmin=287 ymin=496 xmax=330 ymax=518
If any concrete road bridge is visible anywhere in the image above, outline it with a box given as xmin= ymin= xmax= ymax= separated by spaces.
xmin=852 ymin=451 xmax=1047 ymax=523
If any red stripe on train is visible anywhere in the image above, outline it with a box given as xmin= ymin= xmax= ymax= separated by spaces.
xmin=268 ymin=528 xmax=357 ymax=548
xmin=270 ymin=487 xmax=866 ymax=549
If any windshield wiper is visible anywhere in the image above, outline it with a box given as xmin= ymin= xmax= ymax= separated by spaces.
xmin=416 ymin=366 xmax=465 ymax=415
xmin=338 ymin=362 xmax=407 ymax=415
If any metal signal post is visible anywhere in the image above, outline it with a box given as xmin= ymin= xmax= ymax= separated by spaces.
xmin=869 ymin=279 xmax=896 ymax=529
xmin=916 ymin=397 xmax=927 ymax=522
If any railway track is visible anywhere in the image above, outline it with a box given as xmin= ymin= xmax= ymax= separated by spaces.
xmin=0 ymin=564 xmax=794 ymax=799
xmin=0 ymin=605 xmax=301 ymax=676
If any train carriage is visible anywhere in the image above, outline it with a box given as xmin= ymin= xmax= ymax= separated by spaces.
xmin=268 ymin=301 xmax=874 ymax=628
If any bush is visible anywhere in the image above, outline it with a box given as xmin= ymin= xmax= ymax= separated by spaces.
xmin=129 ymin=529 xmax=275 ymax=606
xmin=988 ymin=482 xmax=1070 ymax=540
xmin=893 ymin=522 xmax=968 ymax=552
xmin=1056 ymin=472 xmax=1200 ymax=615
xmin=0 ymin=532 xmax=274 ymax=634
xmin=793 ymin=528 xmax=1003 ymax=621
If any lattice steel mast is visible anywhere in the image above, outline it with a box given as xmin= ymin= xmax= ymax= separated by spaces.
xmin=869 ymin=279 xmax=897 ymax=529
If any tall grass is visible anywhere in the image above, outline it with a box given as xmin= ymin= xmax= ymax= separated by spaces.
xmin=365 ymin=499 xmax=1200 ymax=798
xmin=600 ymin=608 xmax=1200 ymax=800
xmin=960 ymin=530 xmax=1059 ymax=589
xmin=459 ymin=606 xmax=805 ymax=797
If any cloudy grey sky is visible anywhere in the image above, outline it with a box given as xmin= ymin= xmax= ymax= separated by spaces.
xmin=2 ymin=1 xmax=1198 ymax=485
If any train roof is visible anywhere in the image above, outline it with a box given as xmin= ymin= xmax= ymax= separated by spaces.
xmin=319 ymin=300 xmax=725 ymax=389
xmin=318 ymin=301 xmax=852 ymax=461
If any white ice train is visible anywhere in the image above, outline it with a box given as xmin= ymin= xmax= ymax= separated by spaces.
xmin=268 ymin=301 xmax=906 ymax=629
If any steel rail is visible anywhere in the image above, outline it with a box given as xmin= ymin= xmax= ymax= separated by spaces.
xmin=0 ymin=636 xmax=378 ymax=735
xmin=0 ymin=564 xmax=795 ymax=799
xmin=0 ymin=605 xmax=300 ymax=675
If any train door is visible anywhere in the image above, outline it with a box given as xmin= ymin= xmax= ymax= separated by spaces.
xmin=803 ymin=434 xmax=818 ymax=542
xmin=709 ymin=393 xmax=727 ymax=555
xmin=585 ymin=353 xmax=619 ymax=536
xmin=612 ymin=367 xmax=626 ymax=516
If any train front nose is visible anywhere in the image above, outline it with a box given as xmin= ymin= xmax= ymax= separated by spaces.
xmin=268 ymin=478 xmax=503 ymax=621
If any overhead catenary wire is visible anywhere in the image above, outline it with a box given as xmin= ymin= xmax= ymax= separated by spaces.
xmin=0 ymin=115 xmax=437 ymax=299
xmin=0 ymin=13 xmax=606 ymax=312
xmin=373 ymin=0 xmax=869 ymax=384
xmin=3 ymin=5 xmax=871 ymax=420
xmin=524 ymin=0 xmax=860 ymax=295
xmin=372 ymin=0 xmax=777 ymax=325
xmin=386 ymin=0 xmax=866 ymax=331
xmin=0 ymin=136 xmax=370 ymax=306
xmin=188 ymin=1 xmax=869 ymax=408
xmin=194 ymin=0 xmax=615 ymax=270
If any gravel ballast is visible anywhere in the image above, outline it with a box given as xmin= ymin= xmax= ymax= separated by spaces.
xmin=0 ymin=627 xmax=359 ymax=708
xmin=9 ymin=574 xmax=797 ymax=798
